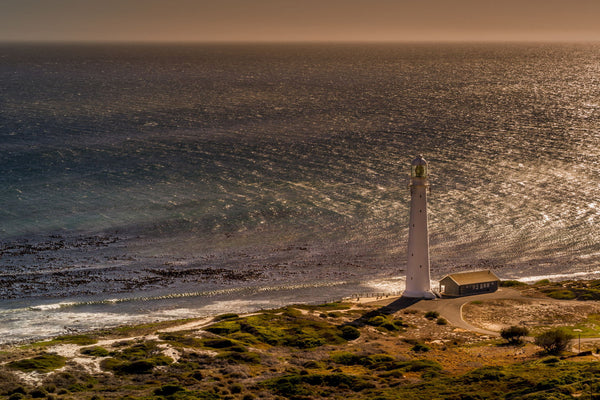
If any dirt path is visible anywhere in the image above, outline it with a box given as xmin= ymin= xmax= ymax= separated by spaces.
xmin=360 ymin=288 xmax=544 ymax=336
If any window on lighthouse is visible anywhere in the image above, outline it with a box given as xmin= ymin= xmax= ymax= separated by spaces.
xmin=413 ymin=164 xmax=427 ymax=178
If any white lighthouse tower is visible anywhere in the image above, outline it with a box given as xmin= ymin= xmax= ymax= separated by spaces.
xmin=403 ymin=155 xmax=436 ymax=299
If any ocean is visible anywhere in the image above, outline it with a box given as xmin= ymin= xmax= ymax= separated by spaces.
xmin=1 ymin=42 xmax=600 ymax=343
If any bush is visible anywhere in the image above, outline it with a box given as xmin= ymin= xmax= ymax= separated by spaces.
xmin=29 ymin=388 xmax=47 ymax=398
xmin=214 ymin=313 xmax=239 ymax=321
xmin=52 ymin=334 xmax=98 ymax=346
xmin=331 ymin=351 xmax=362 ymax=365
xmin=339 ymin=325 xmax=360 ymax=341
xmin=546 ymin=290 xmax=576 ymax=300
xmin=218 ymin=351 xmax=261 ymax=364
xmin=205 ymin=321 xmax=241 ymax=335
xmin=8 ymin=353 xmax=66 ymax=373
xmin=436 ymin=317 xmax=448 ymax=325
xmin=115 ymin=360 xmax=156 ymax=374
xmin=230 ymin=383 xmax=243 ymax=394
xmin=80 ymin=346 xmax=110 ymax=357
xmin=500 ymin=280 xmax=527 ymax=287
xmin=500 ymin=326 xmax=529 ymax=345
xmin=154 ymin=384 xmax=185 ymax=396
xmin=202 ymin=338 xmax=245 ymax=351
xmin=534 ymin=328 xmax=573 ymax=354
xmin=367 ymin=316 xmax=387 ymax=326
xmin=424 ymin=311 xmax=440 ymax=320
xmin=411 ymin=343 xmax=430 ymax=352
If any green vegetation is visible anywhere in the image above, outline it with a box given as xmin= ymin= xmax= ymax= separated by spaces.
xmin=205 ymin=309 xmax=349 ymax=348
xmin=535 ymin=328 xmax=574 ymax=355
xmin=80 ymin=346 xmax=110 ymax=357
xmin=500 ymin=280 xmax=528 ymax=287
xmin=264 ymin=372 xmax=375 ymax=397
xmin=500 ymin=326 xmax=529 ymax=345
xmin=213 ymin=313 xmax=238 ymax=321
xmin=411 ymin=343 xmax=431 ymax=353
xmin=339 ymin=325 xmax=361 ymax=340
xmin=100 ymin=341 xmax=173 ymax=374
xmin=97 ymin=319 xmax=195 ymax=338
xmin=294 ymin=301 xmax=352 ymax=311
xmin=7 ymin=353 xmax=66 ymax=373
xmin=30 ymin=334 xmax=98 ymax=348
xmin=380 ymin=359 xmax=600 ymax=399
xmin=540 ymin=280 xmax=600 ymax=301
xmin=546 ymin=289 xmax=577 ymax=300
xmin=424 ymin=311 xmax=440 ymax=320
xmin=363 ymin=312 xmax=408 ymax=332
xmin=4 ymin=287 xmax=600 ymax=400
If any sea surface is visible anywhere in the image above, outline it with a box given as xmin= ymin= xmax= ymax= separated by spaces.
xmin=1 ymin=42 xmax=600 ymax=343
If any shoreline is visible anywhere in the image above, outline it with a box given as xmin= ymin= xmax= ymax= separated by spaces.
xmin=2 ymin=268 xmax=600 ymax=347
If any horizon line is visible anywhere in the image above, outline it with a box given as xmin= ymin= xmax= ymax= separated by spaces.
xmin=2 ymin=38 xmax=600 ymax=45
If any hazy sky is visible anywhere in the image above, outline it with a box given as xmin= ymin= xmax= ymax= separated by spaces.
xmin=2 ymin=0 xmax=600 ymax=42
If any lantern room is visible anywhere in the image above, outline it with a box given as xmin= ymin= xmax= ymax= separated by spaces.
xmin=411 ymin=155 xmax=428 ymax=178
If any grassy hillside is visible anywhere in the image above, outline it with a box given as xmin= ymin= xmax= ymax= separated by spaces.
xmin=1 ymin=283 xmax=600 ymax=399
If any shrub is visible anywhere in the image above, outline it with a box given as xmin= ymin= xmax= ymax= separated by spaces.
xmin=214 ymin=313 xmax=239 ymax=321
xmin=229 ymin=383 xmax=243 ymax=394
xmin=302 ymin=360 xmax=323 ymax=369
xmin=368 ymin=354 xmax=395 ymax=364
xmin=265 ymin=373 xmax=375 ymax=395
xmin=461 ymin=366 xmax=506 ymax=383
xmin=80 ymin=346 xmax=110 ymax=357
xmin=218 ymin=351 xmax=260 ymax=364
xmin=205 ymin=321 xmax=241 ymax=335
xmin=546 ymin=290 xmax=576 ymax=300
xmin=8 ymin=353 xmax=66 ymax=373
xmin=154 ymin=384 xmax=185 ymax=396
xmin=29 ymin=388 xmax=47 ymax=398
xmin=99 ymin=341 xmax=173 ymax=374
xmin=331 ymin=351 xmax=362 ymax=365
xmin=500 ymin=326 xmax=529 ymax=345
xmin=411 ymin=343 xmax=430 ymax=352
xmin=534 ymin=328 xmax=573 ymax=354
xmin=339 ymin=325 xmax=360 ymax=341
xmin=500 ymin=280 xmax=527 ymax=287
xmin=202 ymin=338 xmax=245 ymax=351
xmin=159 ymin=332 xmax=204 ymax=348
xmin=53 ymin=334 xmax=97 ymax=346
xmin=367 ymin=316 xmax=387 ymax=326
xmin=115 ymin=360 xmax=156 ymax=374
xmin=541 ymin=356 xmax=560 ymax=364
xmin=436 ymin=318 xmax=448 ymax=325
xmin=424 ymin=311 xmax=440 ymax=320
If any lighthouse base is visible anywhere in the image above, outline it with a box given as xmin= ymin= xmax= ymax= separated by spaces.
xmin=401 ymin=290 xmax=436 ymax=300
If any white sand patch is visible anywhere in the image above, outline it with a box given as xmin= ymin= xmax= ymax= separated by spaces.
xmin=11 ymin=370 xmax=45 ymax=386
xmin=46 ymin=343 xmax=83 ymax=358
xmin=158 ymin=317 xmax=214 ymax=333
xmin=158 ymin=343 xmax=181 ymax=362
xmin=67 ymin=357 xmax=106 ymax=374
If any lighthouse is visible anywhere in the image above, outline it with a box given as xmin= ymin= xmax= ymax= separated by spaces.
xmin=403 ymin=155 xmax=436 ymax=299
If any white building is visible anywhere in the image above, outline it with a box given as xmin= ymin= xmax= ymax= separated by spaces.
xmin=403 ymin=155 xmax=436 ymax=299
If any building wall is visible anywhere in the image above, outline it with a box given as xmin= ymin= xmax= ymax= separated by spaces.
xmin=440 ymin=277 xmax=499 ymax=297
xmin=439 ymin=276 xmax=460 ymax=296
